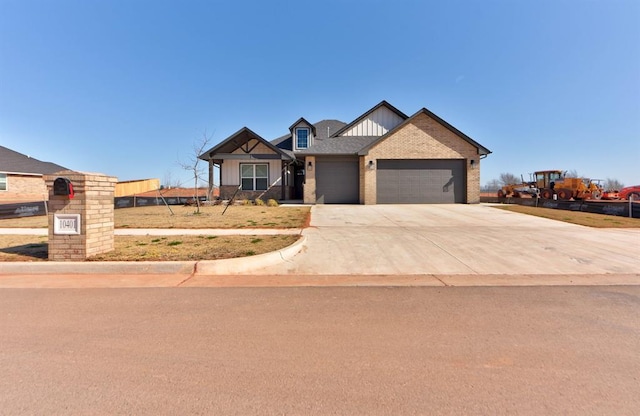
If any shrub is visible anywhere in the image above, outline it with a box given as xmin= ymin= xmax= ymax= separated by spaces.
xmin=267 ymin=199 xmax=279 ymax=207
xmin=254 ymin=198 xmax=265 ymax=206
xmin=242 ymin=199 xmax=253 ymax=206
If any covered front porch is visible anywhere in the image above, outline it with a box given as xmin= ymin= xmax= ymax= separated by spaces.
xmin=199 ymin=127 xmax=303 ymax=202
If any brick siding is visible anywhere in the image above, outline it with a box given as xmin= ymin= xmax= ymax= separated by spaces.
xmin=363 ymin=112 xmax=481 ymax=204
xmin=219 ymin=185 xmax=282 ymax=202
xmin=0 ymin=174 xmax=48 ymax=202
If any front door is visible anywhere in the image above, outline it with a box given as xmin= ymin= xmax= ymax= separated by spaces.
xmin=294 ymin=164 xmax=305 ymax=199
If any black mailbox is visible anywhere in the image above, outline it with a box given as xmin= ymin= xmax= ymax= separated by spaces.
xmin=53 ymin=177 xmax=74 ymax=199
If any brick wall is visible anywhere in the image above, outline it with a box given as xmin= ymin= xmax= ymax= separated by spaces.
xmin=44 ymin=171 xmax=117 ymax=261
xmin=364 ymin=112 xmax=481 ymax=204
xmin=219 ymin=185 xmax=282 ymax=202
xmin=303 ymin=156 xmax=316 ymax=204
xmin=0 ymin=174 xmax=48 ymax=203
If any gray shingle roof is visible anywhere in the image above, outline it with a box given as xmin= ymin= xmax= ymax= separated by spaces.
xmin=297 ymin=136 xmax=380 ymax=155
xmin=272 ymin=119 xmax=347 ymax=149
xmin=0 ymin=145 xmax=67 ymax=175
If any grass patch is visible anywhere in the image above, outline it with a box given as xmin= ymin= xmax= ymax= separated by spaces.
xmin=0 ymin=205 xmax=311 ymax=229
xmin=167 ymin=241 xmax=183 ymax=246
xmin=494 ymin=205 xmax=640 ymax=228
xmin=0 ymin=234 xmax=300 ymax=262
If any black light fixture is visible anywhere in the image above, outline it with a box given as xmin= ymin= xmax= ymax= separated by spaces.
xmin=307 ymin=161 xmax=313 ymax=171
xmin=368 ymin=160 xmax=375 ymax=170
xmin=470 ymin=159 xmax=476 ymax=169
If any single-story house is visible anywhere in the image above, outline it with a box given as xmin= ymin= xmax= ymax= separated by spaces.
xmin=199 ymin=101 xmax=491 ymax=204
xmin=0 ymin=145 xmax=68 ymax=203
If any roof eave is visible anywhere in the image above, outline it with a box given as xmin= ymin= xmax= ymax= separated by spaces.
xmin=359 ymin=107 xmax=491 ymax=156
xmin=198 ymin=127 xmax=294 ymax=161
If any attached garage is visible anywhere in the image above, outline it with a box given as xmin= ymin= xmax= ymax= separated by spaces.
xmin=376 ymin=159 xmax=466 ymax=204
xmin=315 ymin=157 xmax=359 ymax=204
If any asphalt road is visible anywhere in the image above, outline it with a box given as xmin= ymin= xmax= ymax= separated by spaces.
xmin=1 ymin=286 xmax=639 ymax=415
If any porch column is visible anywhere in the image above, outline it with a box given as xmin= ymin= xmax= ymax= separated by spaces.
xmin=281 ymin=160 xmax=286 ymax=201
xmin=208 ymin=158 xmax=214 ymax=200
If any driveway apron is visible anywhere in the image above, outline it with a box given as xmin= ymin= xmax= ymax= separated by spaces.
xmin=254 ymin=204 xmax=640 ymax=275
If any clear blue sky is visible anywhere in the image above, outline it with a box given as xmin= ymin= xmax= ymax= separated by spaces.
xmin=1 ymin=0 xmax=639 ymax=188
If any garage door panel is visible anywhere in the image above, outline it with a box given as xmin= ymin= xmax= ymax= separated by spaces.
xmin=316 ymin=157 xmax=359 ymax=204
xmin=377 ymin=159 xmax=465 ymax=204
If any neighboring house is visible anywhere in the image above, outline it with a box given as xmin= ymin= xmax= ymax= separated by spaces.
xmin=0 ymin=145 xmax=67 ymax=203
xmin=199 ymin=101 xmax=491 ymax=204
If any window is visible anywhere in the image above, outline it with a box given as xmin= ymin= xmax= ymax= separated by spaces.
xmin=296 ymin=128 xmax=309 ymax=149
xmin=0 ymin=173 xmax=6 ymax=191
xmin=241 ymin=164 xmax=268 ymax=191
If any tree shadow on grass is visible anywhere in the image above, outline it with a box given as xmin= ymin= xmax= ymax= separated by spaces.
xmin=0 ymin=243 xmax=48 ymax=260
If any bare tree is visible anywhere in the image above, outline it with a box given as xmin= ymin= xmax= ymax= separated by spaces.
xmin=178 ymin=131 xmax=213 ymax=214
xmin=604 ymin=178 xmax=624 ymax=191
xmin=482 ymin=179 xmax=502 ymax=192
xmin=162 ymin=170 xmax=181 ymax=189
xmin=565 ymin=169 xmax=581 ymax=178
xmin=498 ymin=173 xmax=520 ymax=186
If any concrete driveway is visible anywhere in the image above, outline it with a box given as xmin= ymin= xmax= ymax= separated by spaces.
xmin=254 ymin=204 xmax=640 ymax=276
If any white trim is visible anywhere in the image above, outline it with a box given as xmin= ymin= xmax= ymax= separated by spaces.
xmin=0 ymin=173 xmax=7 ymax=192
xmin=240 ymin=163 xmax=269 ymax=191
xmin=295 ymin=127 xmax=310 ymax=150
xmin=0 ymin=171 xmax=43 ymax=177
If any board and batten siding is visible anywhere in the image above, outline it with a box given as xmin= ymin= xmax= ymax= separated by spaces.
xmin=341 ymin=106 xmax=404 ymax=137
xmin=220 ymin=160 xmax=282 ymax=187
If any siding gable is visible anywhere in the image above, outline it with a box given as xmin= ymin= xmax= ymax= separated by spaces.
xmin=340 ymin=106 xmax=405 ymax=137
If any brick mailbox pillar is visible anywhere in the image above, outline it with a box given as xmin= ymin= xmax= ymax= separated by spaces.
xmin=44 ymin=170 xmax=117 ymax=261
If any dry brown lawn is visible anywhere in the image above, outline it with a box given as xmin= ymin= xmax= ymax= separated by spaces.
xmin=0 ymin=205 xmax=308 ymax=261
xmin=0 ymin=234 xmax=300 ymax=262
xmin=493 ymin=205 xmax=640 ymax=228
xmin=0 ymin=205 xmax=311 ymax=229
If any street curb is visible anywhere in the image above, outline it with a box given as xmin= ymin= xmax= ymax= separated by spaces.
xmin=194 ymin=235 xmax=306 ymax=275
xmin=0 ymin=260 xmax=196 ymax=275
xmin=0 ymin=236 xmax=306 ymax=276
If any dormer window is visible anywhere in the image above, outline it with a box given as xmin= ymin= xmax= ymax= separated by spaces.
xmin=296 ymin=128 xmax=309 ymax=150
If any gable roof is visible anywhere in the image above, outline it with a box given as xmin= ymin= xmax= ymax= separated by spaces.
xmin=0 ymin=145 xmax=67 ymax=175
xmin=272 ymin=119 xmax=347 ymax=148
xmin=198 ymin=127 xmax=294 ymax=162
xmin=358 ymin=107 xmax=492 ymax=156
xmin=288 ymin=117 xmax=317 ymax=136
xmin=330 ymin=100 xmax=409 ymax=137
